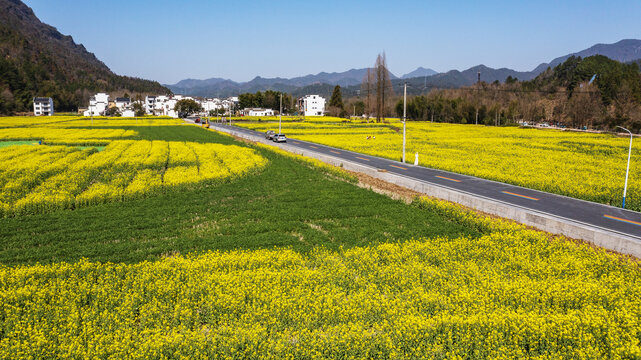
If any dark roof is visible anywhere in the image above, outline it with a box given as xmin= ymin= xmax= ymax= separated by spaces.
xmin=33 ymin=97 xmax=52 ymax=102
xmin=115 ymin=97 xmax=130 ymax=102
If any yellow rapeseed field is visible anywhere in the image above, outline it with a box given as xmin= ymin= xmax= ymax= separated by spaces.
xmin=0 ymin=120 xmax=268 ymax=216
xmin=1 ymin=198 xmax=639 ymax=359
xmin=236 ymin=121 xmax=641 ymax=211
xmin=2 ymin=116 xmax=641 ymax=358
xmin=0 ymin=116 xmax=178 ymax=128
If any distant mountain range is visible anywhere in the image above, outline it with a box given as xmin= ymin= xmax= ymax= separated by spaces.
xmin=401 ymin=67 xmax=438 ymax=79
xmin=167 ymin=39 xmax=641 ymax=99
xmin=168 ymin=68 xmax=400 ymax=98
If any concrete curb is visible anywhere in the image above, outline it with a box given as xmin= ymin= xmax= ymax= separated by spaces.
xmin=211 ymin=124 xmax=641 ymax=259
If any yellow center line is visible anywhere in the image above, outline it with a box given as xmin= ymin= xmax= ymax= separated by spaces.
xmin=604 ymin=214 xmax=641 ymax=226
xmin=330 ymin=150 xmax=341 ymax=154
xmin=501 ymin=191 xmax=540 ymax=201
xmin=435 ymin=175 xmax=461 ymax=183
xmin=310 ymin=145 xmax=319 ymax=149
xmin=389 ymin=164 xmax=407 ymax=170
xmin=355 ymin=156 xmax=370 ymax=161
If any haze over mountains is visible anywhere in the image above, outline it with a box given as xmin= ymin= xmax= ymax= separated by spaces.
xmin=167 ymin=39 xmax=641 ymax=98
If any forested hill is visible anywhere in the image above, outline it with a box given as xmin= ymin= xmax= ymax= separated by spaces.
xmin=0 ymin=0 xmax=170 ymax=114
xmin=527 ymin=55 xmax=641 ymax=105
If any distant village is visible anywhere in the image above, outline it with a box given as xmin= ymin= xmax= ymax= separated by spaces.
xmin=32 ymin=94 xmax=327 ymax=118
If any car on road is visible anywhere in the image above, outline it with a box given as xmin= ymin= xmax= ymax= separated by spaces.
xmin=265 ymin=130 xmax=275 ymax=140
xmin=273 ymin=134 xmax=287 ymax=143
xmin=195 ymin=118 xmax=201 ymax=123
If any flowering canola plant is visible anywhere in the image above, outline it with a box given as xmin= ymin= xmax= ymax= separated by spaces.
xmin=236 ymin=121 xmax=641 ymax=211
xmin=0 ymin=140 xmax=267 ymax=216
xmin=1 ymin=198 xmax=640 ymax=359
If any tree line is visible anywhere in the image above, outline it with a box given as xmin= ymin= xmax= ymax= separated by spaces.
xmin=237 ymin=90 xmax=294 ymax=114
xmin=389 ymin=55 xmax=641 ymax=132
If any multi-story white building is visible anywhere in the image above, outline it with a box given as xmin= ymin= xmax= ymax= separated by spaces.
xmin=301 ymin=95 xmax=325 ymax=116
xmin=161 ymin=96 xmax=180 ymax=118
xmin=33 ymin=97 xmax=54 ymax=116
xmin=84 ymin=93 xmax=109 ymax=116
xmin=145 ymin=96 xmax=157 ymax=114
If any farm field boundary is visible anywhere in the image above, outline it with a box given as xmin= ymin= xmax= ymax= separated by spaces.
xmin=210 ymin=123 xmax=641 ymax=258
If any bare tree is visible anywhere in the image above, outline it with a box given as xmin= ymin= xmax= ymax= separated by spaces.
xmin=361 ymin=53 xmax=394 ymax=122
xmin=361 ymin=68 xmax=374 ymax=121
xmin=566 ymin=84 xmax=602 ymax=129
xmin=374 ymin=52 xmax=394 ymax=122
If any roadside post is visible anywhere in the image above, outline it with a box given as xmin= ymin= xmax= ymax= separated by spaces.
xmin=616 ymin=126 xmax=633 ymax=208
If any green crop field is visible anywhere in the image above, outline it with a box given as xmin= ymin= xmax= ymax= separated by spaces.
xmin=0 ymin=124 xmax=478 ymax=265
xmin=1 ymin=118 xmax=640 ymax=358
xmin=235 ymin=119 xmax=641 ymax=211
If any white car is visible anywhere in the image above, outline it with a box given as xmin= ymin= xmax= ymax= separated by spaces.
xmin=273 ymin=134 xmax=287 ymax=143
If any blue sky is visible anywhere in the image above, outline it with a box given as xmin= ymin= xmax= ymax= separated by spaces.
xmin=23 ymin=0 xmax=641 ymax=84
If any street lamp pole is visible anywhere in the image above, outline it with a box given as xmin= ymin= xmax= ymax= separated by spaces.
xmin=279 ymin=93 xmax=282 ymax=134
xmin=617 ymin=126 xmax=633 ymax=209
xmin=402 ymin=83 xmax=407 ymax=163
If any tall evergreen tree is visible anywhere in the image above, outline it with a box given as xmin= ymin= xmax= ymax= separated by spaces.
xmin=329 ymin=85 xmax=344 ymax=109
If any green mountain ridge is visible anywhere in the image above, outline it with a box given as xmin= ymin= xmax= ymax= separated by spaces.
xmin=0 ymin=0 xmax=170 ymax=114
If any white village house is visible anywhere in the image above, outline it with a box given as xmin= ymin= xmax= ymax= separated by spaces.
xmin=84 ymin=93 xmax=110 ymax=116
xmin=144 ymin=95 xmax=157 ymax=115
xmin=241 ymin=108 xmax=275 ymax=117
xmin=83 ymin=93 xmax=237 ymax=118
xmin=114 ymin=97 xmax=131 ymax=111
xmin=201 ymin=99 xmax=223 ymax=114
xmin=33 ymin=97 xmax=54 ymax=116
xmin=121 ymin=109 xmax=136 ymax=117
xmin=301 ymin=95 xmax=325 ymax=116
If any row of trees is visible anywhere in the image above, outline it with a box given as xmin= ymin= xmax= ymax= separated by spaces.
xmin=391 ymin=82 xmax=640 ymax=131
xmin=385 ymin=55 xmax=641 ymax=132
xmin=237 ymin=90 xmax=294 ymax=114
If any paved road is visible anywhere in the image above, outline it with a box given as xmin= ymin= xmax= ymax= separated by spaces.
xmin=212 ymin=123 xmax=641 ymax=240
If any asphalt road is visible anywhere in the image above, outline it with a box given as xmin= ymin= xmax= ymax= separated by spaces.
xmin=211 ymin=123 xmax=641 ymax=240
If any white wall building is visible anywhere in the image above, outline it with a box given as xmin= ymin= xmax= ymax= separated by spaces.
xmin=302 ymin=95 xmax=325 ymax=116
xmin=33 ymin=97 xmax=54 ymax=116
xmin=121 ymin=109 xmax=135 ymax=117
xmin=161 ymin=97 xmax=179 ymax=118
xmin=84 ymin=93 xmax=109 ymax=116
xmin=145 ymin=96 xmax=157 ymax=114
xmin=241 ymin=108 xmax=274 ymax=117
xmin=115 ymin=97 xmax=130 ymax=110
xmin=201 ymin=99 xmax=222 ymax=113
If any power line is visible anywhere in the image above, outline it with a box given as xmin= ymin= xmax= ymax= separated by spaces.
xmin=342 ymin=82 xmax=600 ymax=97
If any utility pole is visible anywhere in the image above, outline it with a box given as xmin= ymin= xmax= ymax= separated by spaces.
xmin=279 ymin=93 xmax=282 ymax=134
xmin=476 ymin=71 xmax=480 ymax=125
xmin=402 ymin=83 xmax=407 ymax=163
